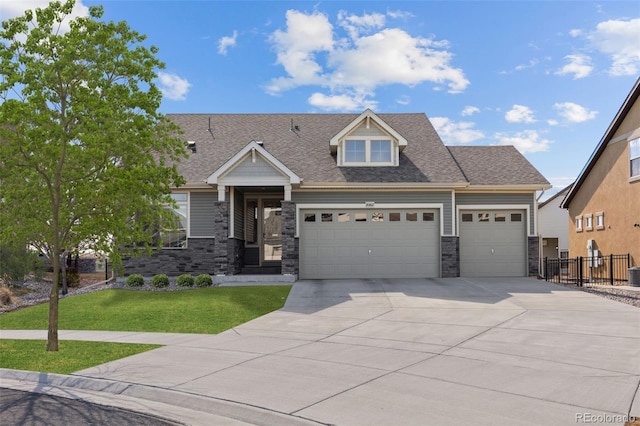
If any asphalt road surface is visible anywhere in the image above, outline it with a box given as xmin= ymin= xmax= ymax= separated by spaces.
xmin=0 ymin=388 xmax=182 ymax=426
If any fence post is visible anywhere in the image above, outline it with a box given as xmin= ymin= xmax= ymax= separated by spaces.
xmin=544 ymin=257 xmax=548 ymax=281
xmin=578 ymin=256 xmax=583 ymax=287
xmin=105 ymin=259 xmax=108 ymax=281
xmin=609 ymin=254 xmax=614 ymax=285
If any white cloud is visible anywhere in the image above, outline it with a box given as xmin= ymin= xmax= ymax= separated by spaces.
xmin=505 ymin=105 xmax=536 ymax=123
xmin=217 ymin=30 xmax=238 ymax=55
xmin=461 ymin=106 xmax=480 ymax=116
xmin=430 ymin=117 xmax=485 ymax=145
xmin=386 ymin=9 xmax=415 ymax=20
xmin=157 ymin=72 xmax=191 ymax=101
xmin=266 ymin=9 xmax=469 ymax=109
xmin=265 ymin=10 xmax=334 ymax=94
xmin=494 ymin=130 xmax=552 ymax=153
xmin=396 ymin=95 xmax=410 ymax=106
xmin=308 ymin=92 xmax=377 ymax=111
xmin=500 ymin=58 xmax=538 ymax=74
xmin=1 ymin=0 xmax=90 ymax=33
xmin=337 ymin=10 xmax=386 ymax=39
xmin=585 ymin=18 xmax=640 ymax=76
xmin=547 ymin=119 xmax=559 ymax=126
xmin=553 ymin=102 xmax=597 ymax=123
xmin=555 ymin=54 xmax=593 ymax=79
xmin=569 ymin=29 xmax=582 ymax=37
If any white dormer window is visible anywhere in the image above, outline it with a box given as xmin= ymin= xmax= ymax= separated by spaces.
xmin=343 ymin=138 xmax=393 ymax=165
xmin=331 ymin=109 xmax=407 ymax=167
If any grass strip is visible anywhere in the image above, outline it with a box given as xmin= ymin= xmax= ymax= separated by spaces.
xmin=0 ymin=286 xmax=291 ymax=334
xmin=0 ymin=339 xmax=161 ymax=374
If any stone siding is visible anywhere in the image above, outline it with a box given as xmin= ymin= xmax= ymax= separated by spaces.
xmin=281 ymin=201 xmax=298 ymax=275
xmin=441 ymin=236 xmax=460 ymax=277
xmin=123 ymin=238 xmax=215 ymax=276
xmin=228 ymin=238 xmax=244 ymax=275
xmin=528 ymin=236 xmax=540 ymax=277
xmin=213 ymin=201 xmax=229 ymax=275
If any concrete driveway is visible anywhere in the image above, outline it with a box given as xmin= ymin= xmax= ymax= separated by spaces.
xmin=6 ymin=277 xmax=639 ymax=425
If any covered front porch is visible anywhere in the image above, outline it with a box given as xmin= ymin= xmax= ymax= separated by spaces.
xmin=208 ymin=140 xmax=300 ymax=283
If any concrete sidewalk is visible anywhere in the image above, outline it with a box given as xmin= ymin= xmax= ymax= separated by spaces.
xmin=2 ymin=277 xmax=640 ymax=425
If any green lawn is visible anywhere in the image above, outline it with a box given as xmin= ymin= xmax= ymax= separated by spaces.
xmin=0 ymin=339 xmax=161 ymax=374
xmin=0 ymin=286 xmax=291 ymax=333
xmin=0 ymin=286 xmax=290 ymax=373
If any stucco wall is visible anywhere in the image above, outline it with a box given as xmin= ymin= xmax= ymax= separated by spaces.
xmin=567 ymin=100 xmax=640 ymax=265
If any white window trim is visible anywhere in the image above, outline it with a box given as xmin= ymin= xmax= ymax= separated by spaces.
xmin=585 ymin=213 xmax=593 ymax=231
xmin=575 ymin=215 xmax=583 ymax=232
xmin=630 ymin=137 xmax=640 ymax=180
xmin=595 ymin=212 xmax=604 ymax=230
xmin=339 ymin=138 xmax=398 ymax=167
xmin=295 ymin=203 xmax=443 ymax=237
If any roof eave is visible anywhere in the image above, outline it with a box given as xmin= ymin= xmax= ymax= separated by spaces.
xmin=298 ymin=182 xmax=470 ymax=190
xmin=457 ymin=184 xmax=552 ymax=192
xmin=561 ymin=77 xmax=640 ymax=209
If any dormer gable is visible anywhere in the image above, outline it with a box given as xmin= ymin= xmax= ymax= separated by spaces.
xmin=330 ymin=109 xmax=407 ymax=167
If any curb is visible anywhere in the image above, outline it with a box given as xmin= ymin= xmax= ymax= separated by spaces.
xmin=0 ymin=369 xmax=324 ymax=426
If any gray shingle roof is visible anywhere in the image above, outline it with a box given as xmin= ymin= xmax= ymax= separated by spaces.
xmin=447 ymin=146 xmax=550 ymax=186
xmin=167 ymin=113 xmax=548 ymax=187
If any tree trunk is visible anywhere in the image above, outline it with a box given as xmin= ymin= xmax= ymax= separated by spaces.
xmin=61 ymin=252 xmax=68 ymax=295
xmin=46 ymin=254 xmax=60 ymax=351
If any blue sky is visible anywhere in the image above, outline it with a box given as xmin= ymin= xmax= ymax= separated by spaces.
xmin=2 ymin=1 xmax=639 ymax=199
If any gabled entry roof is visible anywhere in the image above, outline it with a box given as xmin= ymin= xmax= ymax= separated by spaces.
xmin=206 ymin=140 xmax=301 ymax=185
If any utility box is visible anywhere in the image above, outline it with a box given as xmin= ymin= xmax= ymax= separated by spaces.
xmin=629 ymin=267 xmax=640 ymax=287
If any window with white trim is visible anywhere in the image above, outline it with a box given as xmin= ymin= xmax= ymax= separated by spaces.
xmin=340 ymin=138 xmax=396 ymax=166
xmin=596 ymin=212 xmax=604 ymax=230
xmin=161 ymin=193 xmax=188 ymax=248
xmin=585 ymin=214 xmax=593 ymax=231
xmin=575 ymin=216 xmax=583 ymax=232
xmin=630 ymin=138 xmax=640 ymax=178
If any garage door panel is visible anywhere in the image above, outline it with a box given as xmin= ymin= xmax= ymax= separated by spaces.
xmin=300 ymin=209 xmax=440 ymax=279
xmin=460 ymin=210 xmax=526 ymax=277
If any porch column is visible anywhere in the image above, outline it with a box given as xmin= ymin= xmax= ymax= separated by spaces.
xmin=213 ymin=201 xmax=229 ymax=275
xmin=281 ymin=201 xmax=298 ymax=276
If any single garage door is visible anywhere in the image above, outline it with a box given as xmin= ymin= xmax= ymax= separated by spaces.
xmin=459 ymin=210 xmax=527 ymax=277
xmin=300 ymin=209 xmax=440 ymax=279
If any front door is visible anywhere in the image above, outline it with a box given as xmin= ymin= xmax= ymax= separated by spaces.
xmin=262 ymin=200 xmax=282 ymax=262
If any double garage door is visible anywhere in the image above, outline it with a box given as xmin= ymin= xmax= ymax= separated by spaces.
xmin=459 ymin=210 xmax=527 ymax=277
xmin=300 ymin=209 xmax=440 ymax=279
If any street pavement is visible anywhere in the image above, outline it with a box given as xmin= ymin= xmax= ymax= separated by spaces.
xmin=0 ymin=388 xmax=181 ymax=425
xmin=1 ymin=277 xmax=639 ymax=425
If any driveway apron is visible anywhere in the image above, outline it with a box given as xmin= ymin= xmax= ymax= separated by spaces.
xmin=73 ymin=277 xmax=640 ymax=426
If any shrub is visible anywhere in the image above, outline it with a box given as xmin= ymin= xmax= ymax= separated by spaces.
xmin=126 ymin=274 xmax=144 ymax=287
xmin=0 ymin=287 xmax=15 ymax=306
xmin=151 ymin=274 xmax=169 ymax=288
xmin=176 ymin=274 xmax=194 ymax=287
xmin=65 ymin=267 xmax=80 ymax=288
xmin=195 ymin=274 xmax=212 ymax=287
xmin=0 ymin=243 xmax=43 ymax=282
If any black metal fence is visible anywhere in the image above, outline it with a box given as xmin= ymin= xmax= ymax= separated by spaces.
xmin=543 ymin=254 xmax=631 ymax=287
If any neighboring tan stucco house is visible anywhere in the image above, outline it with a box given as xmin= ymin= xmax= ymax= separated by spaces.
xmin=560 ymin=78 xmax=640 ymax=265
xmin=538 ymin=185 xmax=571 ymax=261
xmin=124 ymin=109 xmax=550 ymax=280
